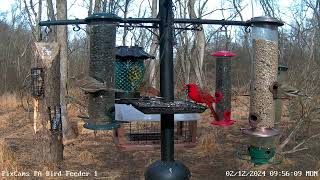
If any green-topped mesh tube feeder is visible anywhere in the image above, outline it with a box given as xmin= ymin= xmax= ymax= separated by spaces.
xmin=274 ymin=65 xmax=288 ymax=129
xmin=84 ymin=13 xmax=121 ymax=130
xmin=115 ymin=46 xmax=154 ymax=99
xmin=239 ymin=16 xmax=284 ymax=165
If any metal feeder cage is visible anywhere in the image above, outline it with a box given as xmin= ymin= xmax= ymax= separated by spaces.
xmin=113 ymin=119 xmax=197 ymax=151
xmin=47 ymin=106 xmax=62 ymax=132
xmin=115 ymin=46 xmax=154 ymax=98
xmin=31 ymin=67 xmax=44 ymax=98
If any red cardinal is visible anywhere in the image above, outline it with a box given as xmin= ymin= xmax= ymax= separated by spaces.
xmin=185 ymin=83 xmax=223 ymax=121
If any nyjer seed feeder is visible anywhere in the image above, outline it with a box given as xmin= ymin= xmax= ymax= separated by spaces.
xmin=84 ymin=13 xmax=121 ymax=130
xmin=211 ymin=51 xmax=236 ymax=126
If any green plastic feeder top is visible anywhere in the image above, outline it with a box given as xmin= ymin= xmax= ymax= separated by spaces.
xmin=85 ymin=13 xmax=122 ymax=24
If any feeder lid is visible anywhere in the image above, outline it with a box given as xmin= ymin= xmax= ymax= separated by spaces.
xmin=278 ymin=65 xmax=288 ymax=71
xmin=211 ymin=51 xmax=236 ymax=57
xmin=242 ymin=127 xmax=279 ymax=138
xmin=116 ymin=46 xmax=155 ymax=60
xmin=247 ymin=16 xmax=284 ymax=26
xmin=85 ymin=13 xmax=122 ymax=23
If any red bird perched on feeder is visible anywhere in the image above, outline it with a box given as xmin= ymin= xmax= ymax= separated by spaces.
xmin=184 ymin=83 xmax=223 ymax=121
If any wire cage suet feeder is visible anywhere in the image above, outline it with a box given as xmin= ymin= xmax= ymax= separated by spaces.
xmin=211 ymin=51 xmax=236 ymax=126
xmin=115 ymin=45 xmax=154 ymax=98
xmin=31 ymin=67 xmax=44 ymax=98
xmin=47 ymin=106 xmax=62 ymax=132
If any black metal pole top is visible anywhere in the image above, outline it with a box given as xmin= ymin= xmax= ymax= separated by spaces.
xmin=39 ymin=14 xmax=251 ymax=27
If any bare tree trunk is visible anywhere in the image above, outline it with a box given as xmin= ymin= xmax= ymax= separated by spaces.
xmin=188 ymin=0 xmax=205 ymax=87
xmin=147 ymin=0 xmax=158 ymax=88
xmin=56 ymin=0 xmax=76 ymax=139
xmin=94 ymin=0 xmax=102 ymax=13
xmin=122 ymin=0 xmax=131 ymax=46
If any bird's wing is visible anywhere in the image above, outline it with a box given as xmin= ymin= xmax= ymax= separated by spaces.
xmin=198 ymin=89 xmax=214 ymax=102
xmin=279 ymin=83 xmax=309 ymax=98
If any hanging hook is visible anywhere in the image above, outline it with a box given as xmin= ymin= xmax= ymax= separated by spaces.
xmin=172 ymin=4 xmax=177 ymax=12
xmin=219 ymin=24 xmax=227 ymax=32
xmin=44 ymin=26 xmax=52 ymax=35
xmin=128 ymin=23 xmax=134 ymax=31
xmin=245 ymin=26 xmax=251 ymax=33
xmin=72 ymin=24 xmax=81 ymax=32
xmin=195 ymin=24 xmax=203 ymax=31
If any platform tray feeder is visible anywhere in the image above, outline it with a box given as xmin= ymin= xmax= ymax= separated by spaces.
xmin=113 ymin=46 xmax=203 ymax=150
xmin=116 ymin=97 xmax=207 ymax=114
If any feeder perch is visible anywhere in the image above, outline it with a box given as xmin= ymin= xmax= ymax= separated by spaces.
xmin=211 ymin=111 xmax=235 ymax=126
xmin=115 ymin=46 xmax=154 ymax=99
xmin=241 ymin=127 xmax=280 ymax=165
xmin=31 ymin=67 xmax=44 ymax=98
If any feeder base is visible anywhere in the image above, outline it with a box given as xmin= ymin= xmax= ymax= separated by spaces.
xmin=248 ymin=146 xmax=276 ymax=165
xmin=211 ymin=120 xmax=235 ymax=126
xmin=145 ymin=160 xmax=190 ymax=180
xmin=83 ymin=122 xmax=120 ymax=130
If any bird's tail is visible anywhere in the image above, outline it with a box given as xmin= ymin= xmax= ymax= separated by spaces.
xmin=207 ymin=103 xmax=219 ymax=121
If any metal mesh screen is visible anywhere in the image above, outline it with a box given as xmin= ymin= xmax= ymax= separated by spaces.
xmin=115 ymin=60 xmax=145 ymax=93
xmin=121 ymin=121 xmax=195 ymax=145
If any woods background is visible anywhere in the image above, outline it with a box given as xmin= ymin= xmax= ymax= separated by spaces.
xmin=0 ymin=0 xmax=319 ymax=173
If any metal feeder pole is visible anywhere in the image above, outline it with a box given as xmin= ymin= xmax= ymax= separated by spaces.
xmin=144 ymin=0 xmax=190 ymax=179
xmin=84 ymin=13 xmax=121 ymax=130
